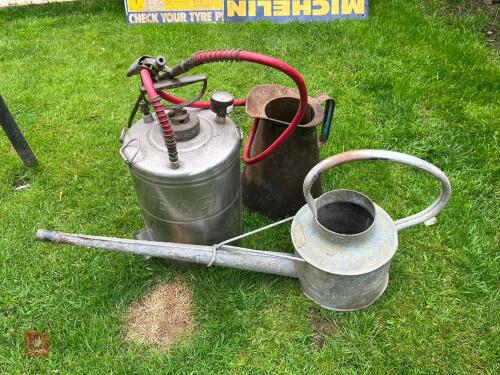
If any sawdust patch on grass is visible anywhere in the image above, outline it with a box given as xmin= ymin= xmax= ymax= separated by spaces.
xmin=124 ymin=280 xmax=195 ymax=351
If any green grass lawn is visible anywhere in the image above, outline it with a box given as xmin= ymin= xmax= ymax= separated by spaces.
xmin=0 ymin=0 xmax=498 ymax=373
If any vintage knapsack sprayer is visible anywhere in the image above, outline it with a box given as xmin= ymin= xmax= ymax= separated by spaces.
xmin=119 ymin=50 xmax=331 ymax=255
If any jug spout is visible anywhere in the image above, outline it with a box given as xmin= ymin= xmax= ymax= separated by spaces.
xmin=36 ymin=229 xmax=300 ymax=279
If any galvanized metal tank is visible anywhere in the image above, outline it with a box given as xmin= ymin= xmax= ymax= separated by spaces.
xmin=120 ymin=105 xmax=242 ymax=251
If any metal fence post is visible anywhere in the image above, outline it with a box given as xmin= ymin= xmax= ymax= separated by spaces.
xmin=0 ymin=95 xmax=37 ymax=167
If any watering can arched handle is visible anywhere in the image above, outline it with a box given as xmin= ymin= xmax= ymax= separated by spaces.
xmin=303 ymin=149 xmax=452 ymax=231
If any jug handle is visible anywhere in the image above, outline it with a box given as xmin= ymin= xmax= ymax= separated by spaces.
xmin=316 ymin=94 xmax=335 ymax=145
xmin=303 ymin=149 xmax=451 ymax=231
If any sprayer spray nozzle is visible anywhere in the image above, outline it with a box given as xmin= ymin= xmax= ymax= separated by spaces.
xmin=154 ymin=56 xmax=166 ymax=70
xmin=127 ymin=55 xmax=170 ymax=78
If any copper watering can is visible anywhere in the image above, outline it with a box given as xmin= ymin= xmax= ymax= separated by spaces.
xmin=36 ymin=150 xmax=451 ymax=311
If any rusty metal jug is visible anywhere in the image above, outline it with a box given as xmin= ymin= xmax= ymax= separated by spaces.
xmin=291 ymin=150 xmax=452 ymax=311
xmin=242 ymin=84 xmax=335 ymax=219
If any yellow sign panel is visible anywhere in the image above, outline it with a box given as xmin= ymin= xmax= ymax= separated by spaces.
xmin=127 ymin=0 xmax=222 ymax=11
xmin=127 ymin=0 xmax=144 ymax=11
xmin=125 ymin=0 xmax=224 ymax=24
xmin=164 ymin=1 xmax=223 ymax=11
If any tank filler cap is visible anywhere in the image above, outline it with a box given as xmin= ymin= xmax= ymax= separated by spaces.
xmin=167 ymin=108 xmax=200 ymax=142
xmin=210 ymin=91 xmax=234 ymax=124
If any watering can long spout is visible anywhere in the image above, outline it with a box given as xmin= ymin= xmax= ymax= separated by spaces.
xmin=35 ymin=229 xmax=300 ymax=279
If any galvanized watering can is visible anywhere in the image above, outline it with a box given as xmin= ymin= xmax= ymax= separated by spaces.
xmin=291 ymin=149 xmax=451 ymax=310
xmin=36 ymin=150 xmax=451 ymax=311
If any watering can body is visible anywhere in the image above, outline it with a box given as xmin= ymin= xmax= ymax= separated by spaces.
xmin=292 ymin=189 xmax=398 ymax=311
xmin=242 ymin=85 xmax=334 ymax=219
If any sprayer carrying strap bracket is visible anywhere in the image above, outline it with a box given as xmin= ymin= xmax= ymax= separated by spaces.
xmin=140 ymin=75 xmax=208 ymax=110
xmin=119 ymin=128 xmax=140 ymax=165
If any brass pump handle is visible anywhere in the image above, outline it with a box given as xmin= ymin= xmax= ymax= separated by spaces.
xmin=303 ymin=149 xmax=452 ymax=231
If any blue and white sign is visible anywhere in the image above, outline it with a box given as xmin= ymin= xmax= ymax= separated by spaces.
xmin=224 ymin=0 xmax=368 ymax=23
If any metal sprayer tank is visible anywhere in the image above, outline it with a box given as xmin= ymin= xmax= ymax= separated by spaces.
xmin=120 ymin=101 xmax=242 ymax=247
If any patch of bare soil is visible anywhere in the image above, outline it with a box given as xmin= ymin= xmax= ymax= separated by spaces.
xmin=446 ymin=1 xmax=499 ymax=48
xmin=309 ymin=310 xmax=338 ymax=350
xmin=124 ymin=280 xmax=195 ymax=351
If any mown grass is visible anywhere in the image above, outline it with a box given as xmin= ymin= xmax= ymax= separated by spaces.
xmin=0 ymin=0 xmax=498 ymax=373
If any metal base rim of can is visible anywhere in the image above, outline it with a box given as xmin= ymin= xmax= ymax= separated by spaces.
xmin=301 ymin=274 xmax=389 ymax=312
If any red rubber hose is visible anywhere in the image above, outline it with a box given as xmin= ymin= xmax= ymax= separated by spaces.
xmin=162 ymin=49 xmax=308 ymax=164
xmin=140 ymin=69 xmax=178 ymax=166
